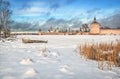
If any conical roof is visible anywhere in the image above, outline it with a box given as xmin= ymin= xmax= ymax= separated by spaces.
xmin=91 ymin=17 xmax=100 ymax=25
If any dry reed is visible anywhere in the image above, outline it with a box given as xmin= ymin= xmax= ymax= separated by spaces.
xmin=79 ymin=40 xmax=120 ymax=70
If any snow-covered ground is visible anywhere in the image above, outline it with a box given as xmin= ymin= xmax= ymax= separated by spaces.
xmin=0 ymin=35 xmax=120 ymax=79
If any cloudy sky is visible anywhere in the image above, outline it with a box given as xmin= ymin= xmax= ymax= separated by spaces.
xmin=9 ymin=0 xmax=120 ymax=30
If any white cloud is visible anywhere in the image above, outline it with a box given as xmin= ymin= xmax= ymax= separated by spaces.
xmin=13 ymin=1 xmax=49 ymax=17
xmin=21 ymin=7 xmax=47 ymax=13
xmin=27 ymin=1 xmax=46 ymax=7
xmin=14 ymin=7 xmax=48 ymax=17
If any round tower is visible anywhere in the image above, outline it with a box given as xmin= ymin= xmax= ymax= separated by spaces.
xmin=90 ymin=17 xmax=101 ymax=34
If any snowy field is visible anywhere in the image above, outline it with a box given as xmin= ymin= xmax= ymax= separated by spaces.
xmin=0 ymin=35 xmax=120 ymax=79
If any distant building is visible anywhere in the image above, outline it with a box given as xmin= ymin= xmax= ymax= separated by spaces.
xmin=100 ymin=29 xmax=120 ymax=34
xmin=71 ymin=28 xmax=80 ymax=32
xmin=48 ymin=26 xmax=54 ymax=32
xmin=90 ymin=17 xmax=120 ymax=35
xmin=55 ymin=27 xmax=60 ymax=32
xmin=38 ymin=17 xmax=120 ymax=35
xmin=90 ymin=17 xmax=101 ymax=34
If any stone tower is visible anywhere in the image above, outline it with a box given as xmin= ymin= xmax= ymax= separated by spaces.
xmin=90 ymin=17 xmax=101 ymax=34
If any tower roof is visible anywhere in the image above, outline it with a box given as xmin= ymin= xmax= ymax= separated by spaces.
xmin=94 ymin=17 xmax=96 ymax=22
xmin=91 ymin=17 xmax=100 ymax=25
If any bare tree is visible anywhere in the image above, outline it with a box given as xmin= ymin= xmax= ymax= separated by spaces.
xmin=80 ymin=24 xmax=90 ymax=32
xmin=0 ymin=0 xmax=12 ymax=38
xmin=0 ymin=0 xmax=2 ymax=38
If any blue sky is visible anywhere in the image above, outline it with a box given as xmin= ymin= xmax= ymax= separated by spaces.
xmin=9 ymin=0 xmax=120 ymax=24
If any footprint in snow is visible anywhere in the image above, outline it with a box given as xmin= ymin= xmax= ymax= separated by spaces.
xmin=59 ymin=64 xmax=74 ymax=75
xmin=20 ymin=58 xmax=33 ymax=65
xmin=49 ymin=51 xmax=60 ymax=58
xmin=38 ymin=49 xmax=60 ymax=58
xmin=38 ymin=49 xmax=50 ymax=57
xmin=24 ymin=68 xmax=37 ymax=77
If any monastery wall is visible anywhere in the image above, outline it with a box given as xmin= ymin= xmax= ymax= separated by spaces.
xmin=100 ymin=29 xmax=120 ymax=34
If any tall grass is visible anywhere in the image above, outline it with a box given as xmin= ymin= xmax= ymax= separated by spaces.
xmin=79 ymin=40 xmax=120 ymax=70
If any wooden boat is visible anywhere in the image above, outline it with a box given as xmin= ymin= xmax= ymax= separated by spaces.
xmin=22 ymin=38 xmax=48 ymax=43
